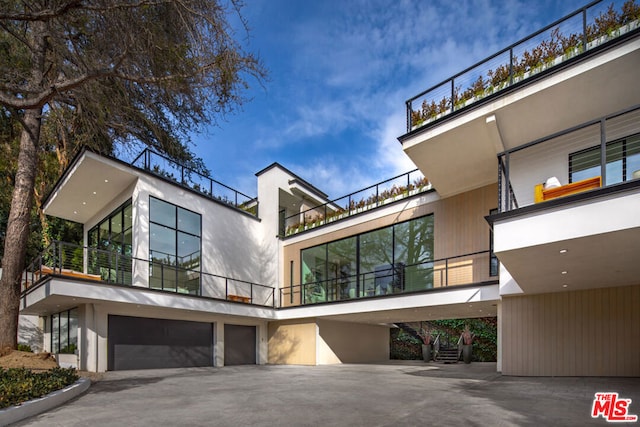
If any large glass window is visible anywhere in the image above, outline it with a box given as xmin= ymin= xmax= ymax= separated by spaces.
xmin=570 ymin=134 xmax=640 ymax=185
xmin=360 ymin=227 xmax=393 ymax=296
xmin=149 ymin=197 xmax=201 ymax=295
xmin=88 ymin=200 xmax=132 ymax=284
xmin=394 ymin=216 xmax=434 ymax=291
xmin=301 ymin=215 xmax=434 ymax=303
xmin=50 ymin=308 xmax=78 ymax=354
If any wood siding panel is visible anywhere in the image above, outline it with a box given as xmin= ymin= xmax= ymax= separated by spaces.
xmin=502 ymin=284 xmax=640 ymax=376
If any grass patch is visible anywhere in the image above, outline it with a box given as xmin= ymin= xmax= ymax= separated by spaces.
xmin=0 ymin=367 xmax=79 ymax=409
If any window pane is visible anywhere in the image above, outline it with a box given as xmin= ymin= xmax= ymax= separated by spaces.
xmin=68 ymin=309 xmax=78 ymax=353
xmin=606 ymin=141 xmax=623 ymax=185
xmin=123 ymin=227 xmax=133 ymax=256
xmin=571 ymin=146 xmax=601 ymax=183
xmin=88 ymin=228 xmax=98 ymax=248
xmin=59 ymin=313 xmax=69 ymax=352
xmin=359 ymin=227 xmax=393 ymax=296
xmin=301 ymin=245 xmax=327 ymax=303
xmin=395 ymin=216 xmax=434 ymax=291
xmin=99 ymin=220 xmax=110 ymax=250
xmin=327 ymin=237 xmax=356 ymax=300
xmin=150 ymin=197 xmax=175 ymax=228
xmin=110 ymin=211 xmax=123 ymax=236
xmin=178 ymin=207 xmax=201 ymax=236
xmin=123 ymin=202 xmax=133 ymax=230
xmin=51 ymin=314 xmax=60 ymax=353
xmin=178 ymin=232 xmax=200 ymax=270
xmin=627 ymin=136 xmax=640 ymax=180
xmin=150 ymin=260 xmax=164 ymax=290
xmin=150 ymin=223 xmax=176 ymax=263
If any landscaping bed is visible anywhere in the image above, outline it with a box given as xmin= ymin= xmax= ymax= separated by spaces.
xmin=0 ymin=347 xmax=80 ymax=409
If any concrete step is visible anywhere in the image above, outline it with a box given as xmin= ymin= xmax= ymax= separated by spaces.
xmin=436 ymin=348 xmax=460 ymax=363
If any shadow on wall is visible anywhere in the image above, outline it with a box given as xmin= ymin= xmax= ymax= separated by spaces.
xmin=268 ymin=328 xmax=305 ymax=365
xmin=18 ymin=315 xmax=43 ymax=352
xmin=200 ymin=205 xmax=275 ymax=290
xmin=318 ymin=320 xmax=389 ymax=364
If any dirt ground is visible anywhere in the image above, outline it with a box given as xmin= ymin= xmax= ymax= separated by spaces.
xmin=0 ymin=347 xmax=58 ymax=370
xmin=0 ymin=347 xmax=103 ymax=381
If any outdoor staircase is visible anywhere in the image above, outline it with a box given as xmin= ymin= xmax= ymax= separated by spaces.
xmin=436 ymin=347 xmax=459 ymax=364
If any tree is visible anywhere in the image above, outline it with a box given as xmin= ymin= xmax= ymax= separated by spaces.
xmin=0 ymin=0 xmax=266 ymax=349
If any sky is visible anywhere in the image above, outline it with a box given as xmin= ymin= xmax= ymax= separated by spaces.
xmin=188 ymin=0 xmax=592 ymax=200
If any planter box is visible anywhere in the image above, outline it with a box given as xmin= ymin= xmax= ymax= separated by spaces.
xmin=56 ymin=353 xmax=78 ymax=369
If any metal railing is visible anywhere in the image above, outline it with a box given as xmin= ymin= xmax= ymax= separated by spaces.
xmin=280 ymin=250 xmax=496 ymax=307
xmin=22 ymin=241 xmax=276 ymax=308
xmin=131 ymin=148 xmax=258 ymax=216
xmin=281 ymin=169 xmax=430 ymax=236
xmin=406 ymin=0 xmax=640 ymax=132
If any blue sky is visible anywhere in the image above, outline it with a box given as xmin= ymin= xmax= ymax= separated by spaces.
xmin=189 ymin=0 xmax=590 ymax=199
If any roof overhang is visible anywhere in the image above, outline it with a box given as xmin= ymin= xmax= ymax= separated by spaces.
xmin=44 ymin=151 xmax=138 ymax=224
xmin=400 ymin=35 xmax=640 ymax=198
xmin=491 ymin=183 xmax=640 ymax=295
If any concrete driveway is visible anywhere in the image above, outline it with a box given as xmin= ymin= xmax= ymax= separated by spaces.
xmin=13 ymin=362 xmax=640 ymax=426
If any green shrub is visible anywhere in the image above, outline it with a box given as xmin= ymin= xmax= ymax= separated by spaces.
xmin=390 ymin=329 xmax=423 ymax=360
xmin=17 ymin=344 xmax=33 ymax=352
xmin=0 ymin=367 xmax=79 ymax=409
xmin=389 ymin=317 xmax=498 ymax=362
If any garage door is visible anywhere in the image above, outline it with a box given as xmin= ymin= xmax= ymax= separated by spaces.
xmin=108 ymin=315 xmax=213 ymax=371
xmin=224 ymin=324 xmax=256 ymax=365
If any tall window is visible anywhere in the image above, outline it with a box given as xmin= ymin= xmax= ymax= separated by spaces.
xmin=88 ymin=200 xmax=132 ymax=284
xmin=51 ymin=308 xmax=78 ymax=354
xmin=569 ymin=134 xmax=640 ymax=185
xmin=149 ymin=197 xmax=201 ymax=295
xmin=301 ymin=214 xmax=434 ymax=303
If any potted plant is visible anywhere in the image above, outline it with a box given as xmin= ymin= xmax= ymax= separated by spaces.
xmin=419 ymin=327 xmax=432 ymax=362
xmin=461 ymin=325 xmax=474 ymax=364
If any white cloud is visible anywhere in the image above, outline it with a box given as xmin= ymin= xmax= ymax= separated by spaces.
xmin=216 ymin=0 xmax=590 ymax=198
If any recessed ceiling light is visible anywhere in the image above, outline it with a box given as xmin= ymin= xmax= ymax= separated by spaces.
xmin=82 ymin=201 xmax=86 ymax=205
xmin=73 ymin=210 xmax=78 ymax=214
xmin=559 ymin=249 xmax=568 ymax=254
xmin=562 ymin=284 xmax=568 ymax=288
xmin=561 ymin=271 xmax=568 ymax=275
xmin=104 ymin=179 xmax=109 ymax=183
xmin=93 ymin=191 xmax=97 ymax=195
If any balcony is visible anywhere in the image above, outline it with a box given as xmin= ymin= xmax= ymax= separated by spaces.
xmin=280 ymin=169 xmax=431 ymax=237
xmin=21 ymin=241 xmax=276 ymax=308
xmin=405 ymin=1 xmax=640 ymax=132
xmin=497 ymin=105 xmax=640 ymax=212
xmin=279 ymin=250 xmax=497 ymax=307
xmin=399 ymin=0 xmax=640 ymax=198
xmin=490 ymin=106 xmax=640 ymax=294
xmin=44 ymin=148 xmax=258 ymax=225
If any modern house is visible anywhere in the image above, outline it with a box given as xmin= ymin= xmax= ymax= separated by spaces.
xmin=17 ymin=0 xmax=640 ymax=376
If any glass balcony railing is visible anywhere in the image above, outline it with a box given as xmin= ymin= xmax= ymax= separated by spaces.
xmin=281 ymin=169 xmax=431 ymax=237
xmin=131 ymin=148 xmax=258 ymax=216
xmin=498 ymin=105 xmax=640 ymax=212
xmin=406 ymin=0 xmax=640 ymax=132
xmin=22 ymin=241 xmax=276 ymax=308
xmin=279 ymin=250 xmax=497 ymax=308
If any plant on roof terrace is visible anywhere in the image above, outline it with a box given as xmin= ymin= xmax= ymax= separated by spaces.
xmin=622 ymin=0 xmax=640 ymax=22
xmin=410 ymin=0 xmax=640 ymax=130
xmin=285 ymin=181 xmax=430 ymax=236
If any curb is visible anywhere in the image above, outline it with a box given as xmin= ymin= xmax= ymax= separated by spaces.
xmin=0 ymin=377 xmax=91 ymax=426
